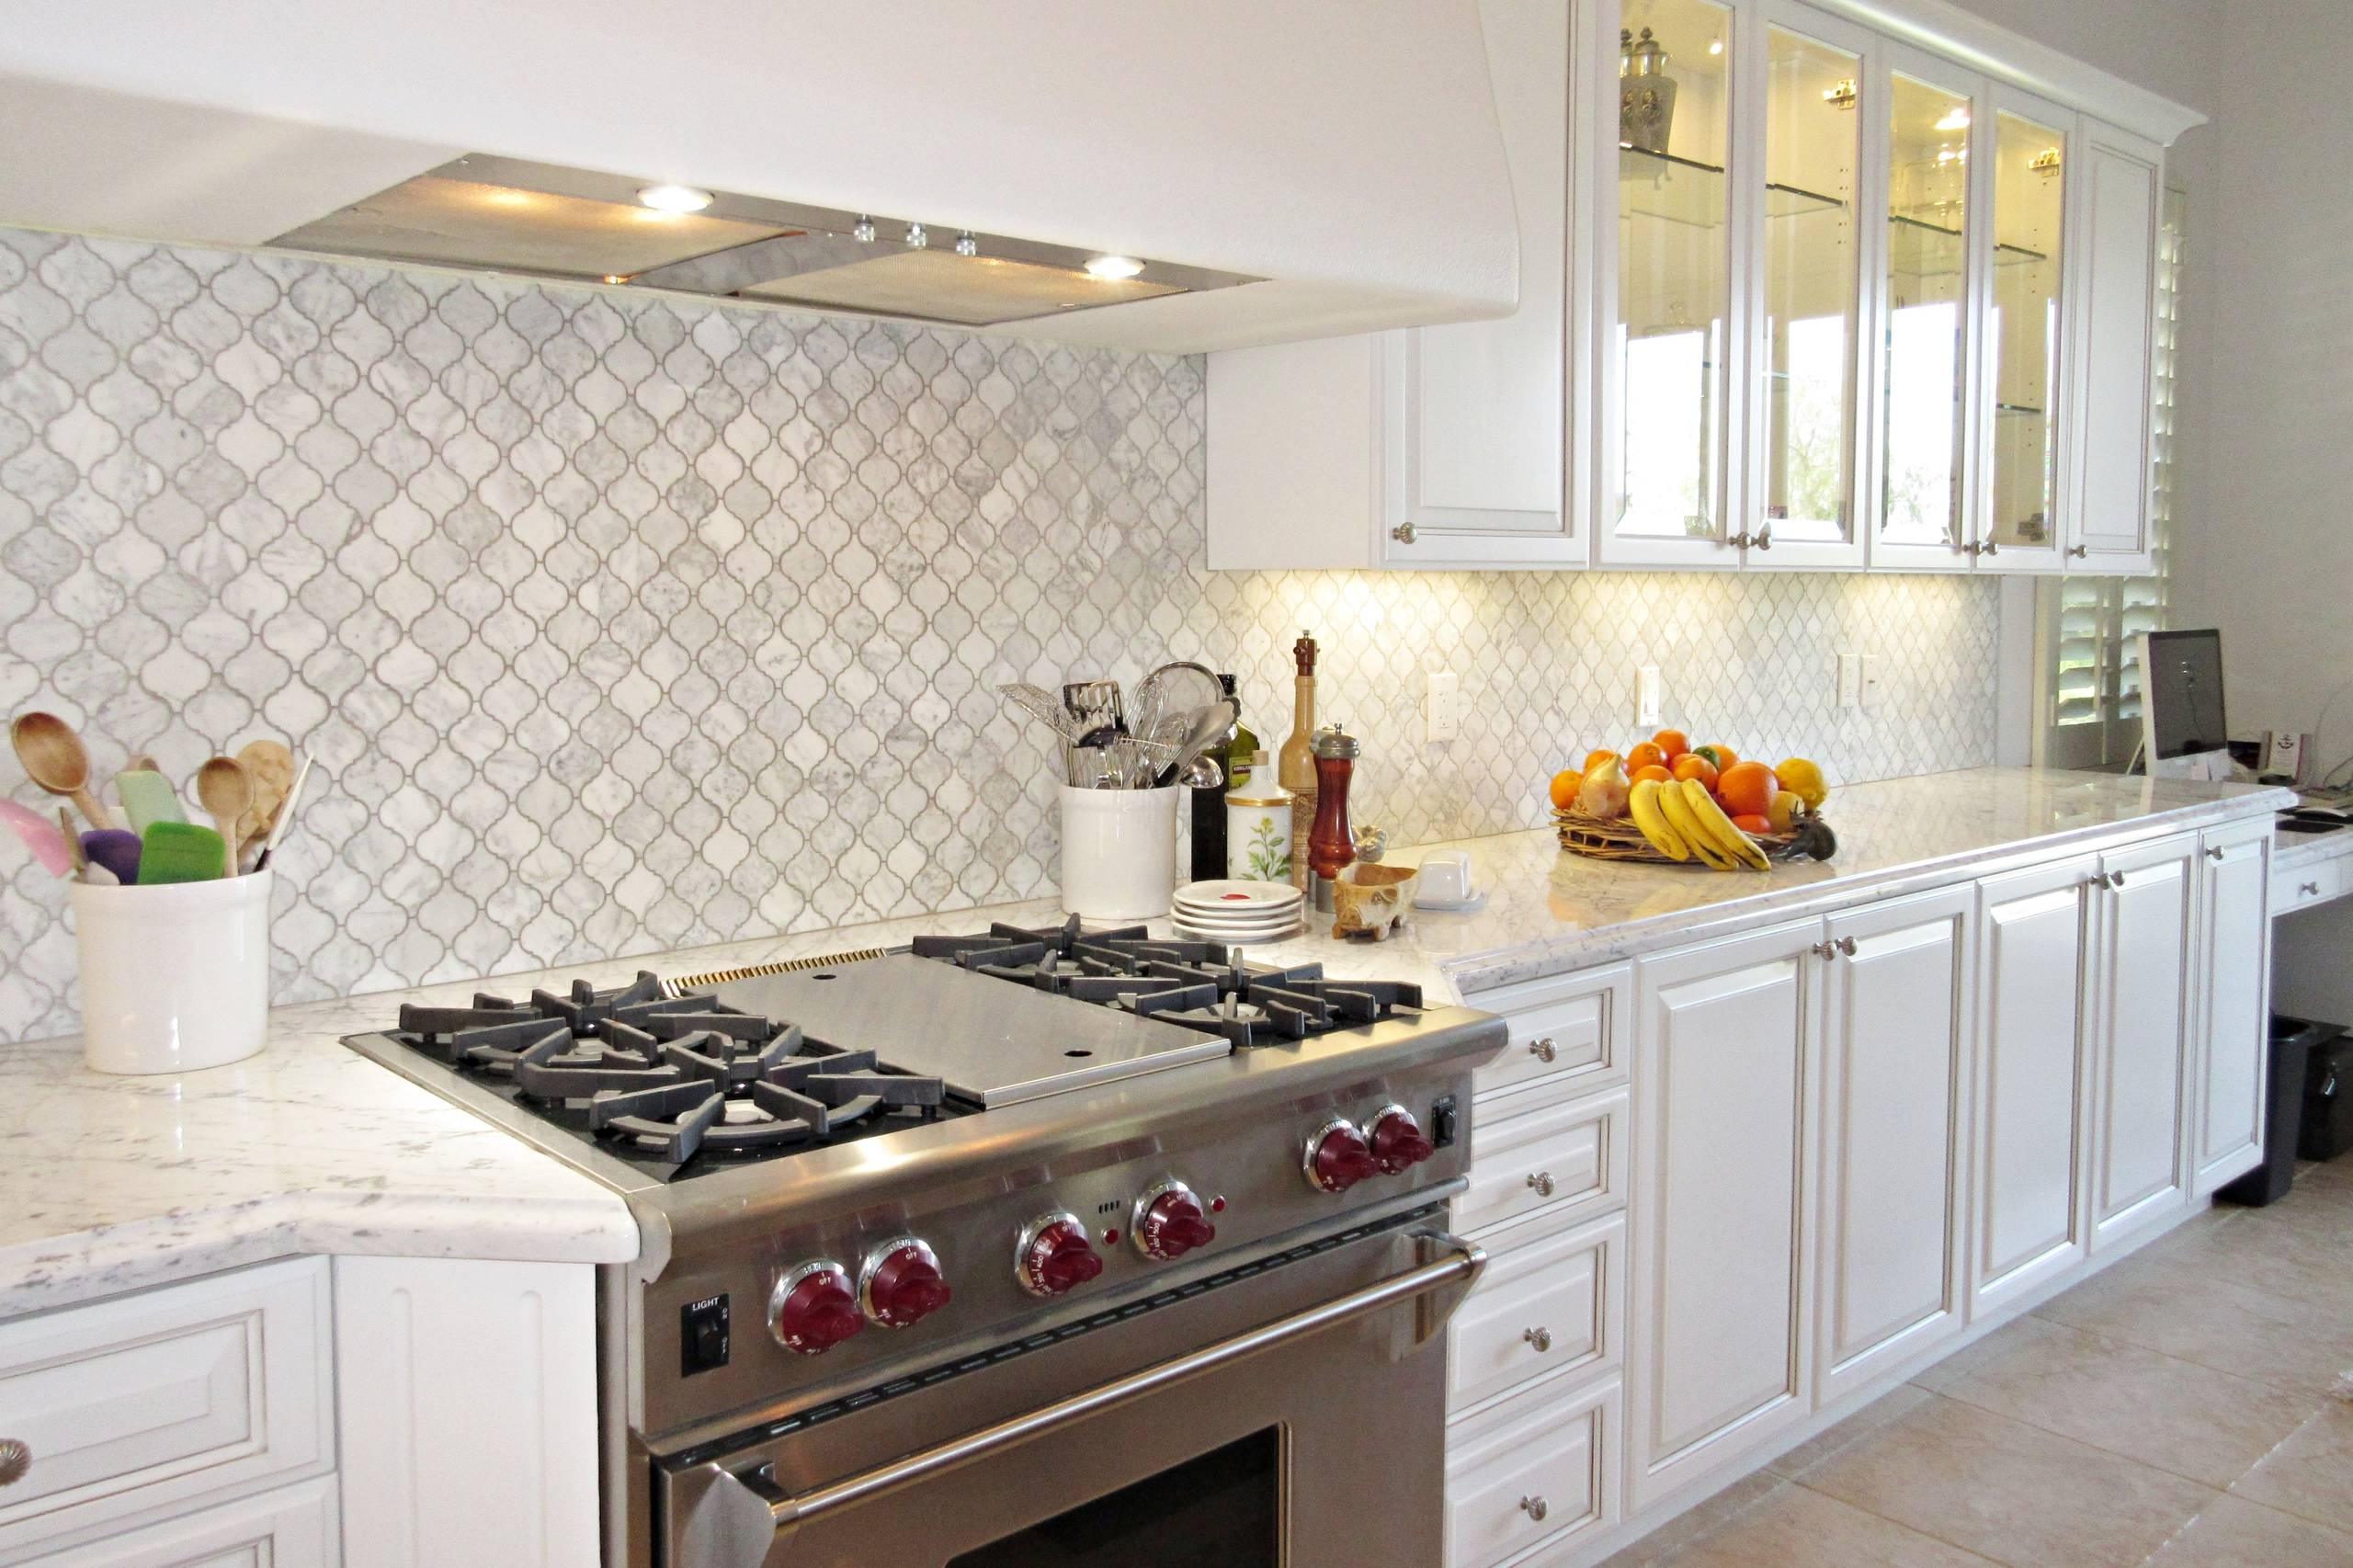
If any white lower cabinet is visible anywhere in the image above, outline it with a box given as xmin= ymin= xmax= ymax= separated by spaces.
xmin=1446 ymin=1377 xmax=1620 ymax=1568
xmin=2193 ymin=818 xmax=2273 ymax=1191
xmin=1970 ymin=857 xmax=2097 ymax=1314
xmin=2089 ymin=835 xmax=2198 ymax=1249
xmin=1448 ymin=809 xmax=2275 ymax=1563
xmin=28 ymin=1481 xmax=336 ymax=1568
xmin=1813 ymin=887 xmax=1974 ymax=1406
xmin=1624 ymin=921 xmax=1818 ymax=1511
xmin=0 ymin=1259 xmax=333 ymax=1566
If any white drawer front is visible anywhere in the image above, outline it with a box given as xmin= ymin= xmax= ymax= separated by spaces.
xmin=28 ymin=1477 xmax=337 ymax=1568
xmin=1469 ymin=967 xmax=1630 ymax=1102
xmin=0 ymin=1260 xmax=330 ymax=1561
xmin=1456 ymin=1088 xmax=1626 ymax=1236
xmin=1449 ymin=1212 xmax=1621 ymax=1415
xmin=1447 ymin=1378 xmax=1620 ymax=1568
xmin=2272 ymin=857 xmax=2344 ymax=915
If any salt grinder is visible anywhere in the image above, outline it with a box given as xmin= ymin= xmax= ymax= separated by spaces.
xmin=1308 ymin=724 xmax=1358 ymax=911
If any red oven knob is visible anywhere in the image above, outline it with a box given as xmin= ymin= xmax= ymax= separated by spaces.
xmin=1303 ymin=1117 xmax=1381 ymax=1194
xmin=1368 ymin=1104 xmax=1438 ymax=1175
xmin=858 ymin=1239 xmax=953 ymax=1328
xmin=768 ymin=1261 xmax=865 ymax=1356
xmin=1133 ymin=1180 xmax=1217 ymax=1261
xmin=1017 ymin=1212 xmax=1105 ymax=1297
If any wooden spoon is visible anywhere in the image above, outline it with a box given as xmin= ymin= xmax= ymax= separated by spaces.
xmin=195 ymin=757 xmax=254 ymax=878
xmin=11 ymin=712 xmax=116 ymax=831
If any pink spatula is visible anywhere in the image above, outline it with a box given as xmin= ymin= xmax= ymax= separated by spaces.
xmin=0 ymin=799 xmax=73 ymax=876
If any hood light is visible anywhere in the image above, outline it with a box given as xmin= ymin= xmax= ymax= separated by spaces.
xmin=1084 ymin=255 xmax=1144 ymax=280
xmin=637 ymin=184 xmax=714 ymax=213
xmin=955 ymin=231 xmax=979 ymax=257
xmin=852 ymin=214 xmax=877 ymax=243
xmin=905 ymin=222 xmax=930 ymax=248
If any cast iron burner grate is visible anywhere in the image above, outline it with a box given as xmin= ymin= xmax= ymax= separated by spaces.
xmin=915 ymin=921 xmax=1427 ymax=1049
xmin=391 ymin=972 xmax=947 ymax=1169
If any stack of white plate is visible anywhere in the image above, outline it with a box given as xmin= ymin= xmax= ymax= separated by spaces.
xmin=1170 ymin=880 xmax=1308 ymax=944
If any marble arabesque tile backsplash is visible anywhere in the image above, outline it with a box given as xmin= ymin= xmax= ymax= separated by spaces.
xmin=0 ymin=227 xmax=1999 ymax=1043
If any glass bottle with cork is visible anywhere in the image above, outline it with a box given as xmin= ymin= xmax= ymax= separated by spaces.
xmin=1279 ymin=632 xmax=1318 ymax=891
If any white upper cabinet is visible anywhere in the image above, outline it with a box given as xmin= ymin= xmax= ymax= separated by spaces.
xmin=1203 ymin=0 xmax=2197 ymax=574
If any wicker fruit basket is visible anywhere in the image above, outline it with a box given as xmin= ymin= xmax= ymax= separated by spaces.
xmin=1552 ymin=808 xmax=1832 ymax=866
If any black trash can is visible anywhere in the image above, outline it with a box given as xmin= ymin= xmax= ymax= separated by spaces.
xmin=2300 ymin=1034 xmax=2353 ymax=1163
xmin=2219 ymin=1014 xmax=2340 ymax=1206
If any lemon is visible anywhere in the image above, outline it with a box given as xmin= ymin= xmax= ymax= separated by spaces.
xmin=1774 ymin=757 xmax=1828 ymax=810
xmin=1767 ymin=790 xmax=1806 ymax=834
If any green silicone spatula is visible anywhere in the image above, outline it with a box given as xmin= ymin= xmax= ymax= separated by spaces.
xmin=116 ymin=768 xmax=185 ymax=835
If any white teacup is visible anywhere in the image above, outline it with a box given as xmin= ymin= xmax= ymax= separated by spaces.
xmin=1416 ymin=849 xmax=1478 ymax=906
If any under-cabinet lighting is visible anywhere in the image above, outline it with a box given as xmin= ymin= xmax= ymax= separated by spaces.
xmin=635 ymin=184 xmax=714 ymax=213
xmin=1084 ymin=255 xmax=1145 ymax=280
xmin=1934 ymin=108 xmax=1971 ymax=132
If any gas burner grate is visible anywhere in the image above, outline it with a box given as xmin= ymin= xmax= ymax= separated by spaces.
xmin=390 ymin=970 xmax=948 ymax=1169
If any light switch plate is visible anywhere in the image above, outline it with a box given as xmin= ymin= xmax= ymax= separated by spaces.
xmin=1859 ymin=653 xmax=1881 ymax=710
xmin=1836 ymin=653 xmax=1862 ymax=710
xmin=1425 ymin=671 xmax=1460 ymax=744
xmin=1636 ymin=665 xmax=1662 ymax=727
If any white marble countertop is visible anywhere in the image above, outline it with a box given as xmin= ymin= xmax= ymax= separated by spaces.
xmin=2275 ymin=823 xmax=2353 ymax=876
xmin=0 ymin=766 xmax=2285 ymax=1319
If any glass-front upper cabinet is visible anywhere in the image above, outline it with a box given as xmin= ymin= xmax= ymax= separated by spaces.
xmin=1982 ymin=93 xmax=2071 ymax=566
xmin=1597 ymin=0 xmax=1738 ymax=564
xmin=1873 ymin=55 xmax=1978 ymax=567
xmin=1747 ymin=4 xmax=1869 ymax=567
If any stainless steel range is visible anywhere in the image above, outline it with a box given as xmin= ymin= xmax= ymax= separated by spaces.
xmin=345 ymin=918 xmax=1505 ymax=1568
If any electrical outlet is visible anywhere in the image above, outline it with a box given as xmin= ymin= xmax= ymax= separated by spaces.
xmin=1425 ymin=671 xmax=1460 ymax=744
xmin=1836 ymin=653 xmax=1862 ymax=710
xmin=1637 ymin=665 xmax=1663 ymax=727
xmin=1859 ymin=653 xmax=1882 ymax=710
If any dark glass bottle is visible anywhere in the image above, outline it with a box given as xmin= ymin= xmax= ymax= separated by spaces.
xmin=1188 ymin=675 xmax=1256 ymax=881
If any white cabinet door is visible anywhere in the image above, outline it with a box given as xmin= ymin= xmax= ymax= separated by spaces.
xmin=1971 ymin=857 xmax=2096 ymax=1314
xmin=31 ymin=1480 xmax=337 ymax=1568
xmin=2065 ymin=120 xmax=2162 ymax=572
xmin=2089 ymin=834 xmax=2196 ymax=1250
xmin=1380 ymin=0 xmax=1576 ymax=567
xmin=1814 ymin=886 xmax=1973 ymax=1405
xmin=2194 ymin=819 xmax=2272 ymax=1192
xmin=1627 ymin=920 xmax=1817 ymax=1511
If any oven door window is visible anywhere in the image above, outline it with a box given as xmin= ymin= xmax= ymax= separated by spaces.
xmin=947 ymin=1427 xmax=1279 ymax=1567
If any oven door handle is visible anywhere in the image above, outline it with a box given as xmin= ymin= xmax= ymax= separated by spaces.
xmin=672 ymin=1227 xmax=1485 ymax=1567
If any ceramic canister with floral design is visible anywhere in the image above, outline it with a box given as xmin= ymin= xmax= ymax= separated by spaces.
xmin=1224 ymin=750 xmax=1294 ymax=884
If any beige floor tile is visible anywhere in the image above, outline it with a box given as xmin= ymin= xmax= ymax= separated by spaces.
xmin=1768 ymin=1383 xmax=1935 ymax=1478
xmin=2162 ymin=1219 xmax=2353 ymax=1318
xmin=2233 ymin=1404 xmax=2353 ymax=1536
xmin=1595 ymin=1471 xmax=1786 ymax=1568
xmin=1658 ymin=1483 xmax=1999 ymax=1568
xmin=1802 ymin=1392 xmax=2217 ymax=1568
xmin=1906 ymin=1312 xmax=2071 ymax=1393
xmin=1929 ymin=1319 xmax=2321 ymax=1486
xmin=2146 ymin=1494 xmax=2353 ymax=1567
xmin=2036 ymin=1247 xmax=2353 ymax=1398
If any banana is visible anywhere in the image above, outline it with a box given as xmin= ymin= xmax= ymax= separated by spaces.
xmin=1657 ymin=781 xmax=1735 ymax=870
xmin=1680 ymin=778 xmax=1772 ymax=871
xmin=1626 ymin=779 xmax=1689 ymax=861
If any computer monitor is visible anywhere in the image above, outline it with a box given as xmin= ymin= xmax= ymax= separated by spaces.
xmin=2136 ymin=629 xmax=2231 ymax=781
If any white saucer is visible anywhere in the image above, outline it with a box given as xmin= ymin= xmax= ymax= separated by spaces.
xmin=1170 ymin=911 xmax=1306 ymax=937
xmin=1174 ymin=918 xmax=1305 ymax=944
xmin=1174 ymin=879 xmax=1304 ymax=915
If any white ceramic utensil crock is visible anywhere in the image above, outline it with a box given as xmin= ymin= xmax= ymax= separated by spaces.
xmin=69 ymin=868 xmax=271 ymax=1074
xmin=1060 ymin=786 xmax=1179 ymax=920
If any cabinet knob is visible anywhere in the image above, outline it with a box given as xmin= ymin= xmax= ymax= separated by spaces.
xmin=1391 ymin=521 xmax=1418 ymax=545
xmin=2206 ymin=846 xmax=2226 ymax=861
xmin=1520 ymin=1495 xmax=1550 ymax=1522
xmin=0 ymin=1439 xmax=28 ymax=1488
xmin=1753 ymin=525 xmax=1773 ymax=551
xmin=2068 ymin=544 xmax=2090 ymax=559
xmin=1529 ymin=1036 xmax=1557 ymax=1063
xmin=1837 ymin=935 xmax=1858 ymax=957
xmin=1728 ymin=530 xmax=1752 ymax=550
xmin=1523 ymin=1325 xmax=1553 ymax=1354
xmin=1526 ymin=1170 xmax=1556 ymax=1199
xmin=2109 ymin=870 xmax=2128 ymax=889
xmin=1813 ymin=939 xmax=1840 ymax=960
xmin=1983 ymin=539 xmax=2001 ymax=557
xmin=2302 ymin=881 xmax=2323 ymax=897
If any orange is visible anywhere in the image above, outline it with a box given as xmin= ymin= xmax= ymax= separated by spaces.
xmin=1583 ymin=748 xmax=1620 ymax=773
xmin=1693 ymin=743 xmax=1738 ymax=775
xmin=1625 ymin=741 xmax=1667 ymax=774
xmin=1716 ymin=760 xmax=1777 ymax=818
xmin=1731 ymin=813 xmax=1772 ymax=835
xmin=1549 ymin=768 xmax=1583 ymax=812
xmin=1671 ymin=754 xmax=1718 ymax=790
xmin=1653 ymin=729 xmax=1690 ymax=761
xmin=1631 ymin=764 xmax=1673 ymax=787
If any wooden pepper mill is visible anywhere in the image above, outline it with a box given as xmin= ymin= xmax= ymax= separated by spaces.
xmin=1307 ymin=723 xmax=1358 ymax=904
xmin=1279 ymin=632 xmax=1319 ymax=892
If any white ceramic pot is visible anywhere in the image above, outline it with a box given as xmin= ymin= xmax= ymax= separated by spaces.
xmin=69 ymin=869 xmax=272 ymax=1075
xmin=1059 ymin=786 xmax=1179 ymax=920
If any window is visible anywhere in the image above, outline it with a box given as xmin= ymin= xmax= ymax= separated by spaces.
xmin=2035 ymin=183 xmax=2181 ymax=769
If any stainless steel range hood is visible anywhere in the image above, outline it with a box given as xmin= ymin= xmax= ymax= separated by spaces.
xmin=271 ymin=153 xmax=1256 ymax=330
